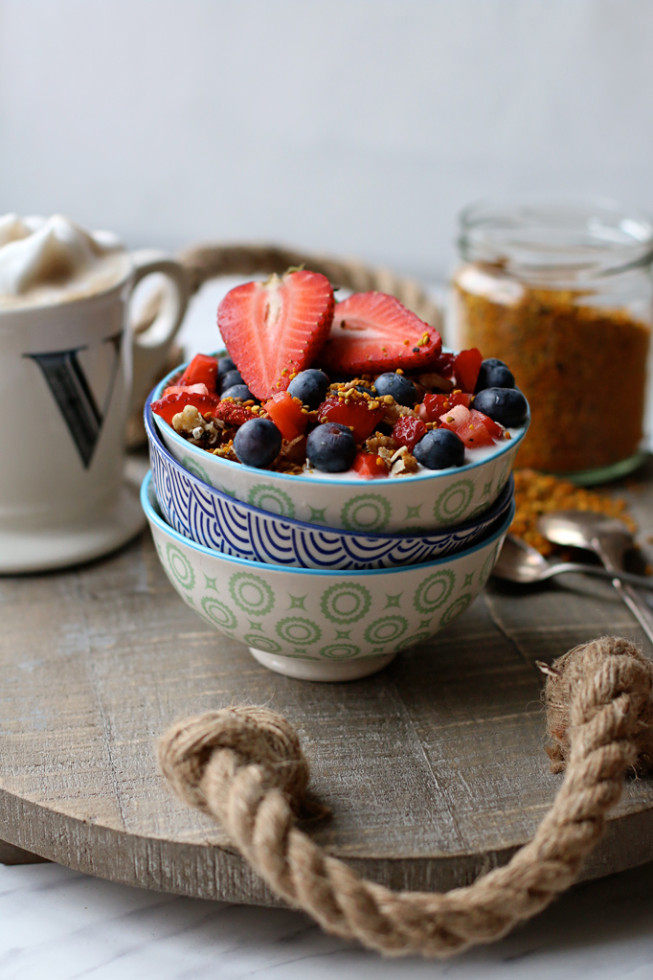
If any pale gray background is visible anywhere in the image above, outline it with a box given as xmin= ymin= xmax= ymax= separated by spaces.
xmin=1 ymin=0 xmax=652 ymax=281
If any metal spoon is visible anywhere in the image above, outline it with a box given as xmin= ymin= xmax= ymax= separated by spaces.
xmin=538 ymin=510 xmax=653 ymax=645
xmin=493 ymin=534 xmax=653 ymax=589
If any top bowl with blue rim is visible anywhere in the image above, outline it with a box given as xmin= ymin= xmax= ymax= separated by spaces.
xmin=145 ymin=394 xmax=514 ymax=569
xmin=141 ymin=470 xmax=515 ymax=682
xmin=150 ymin=362 xmax=528 ymax=535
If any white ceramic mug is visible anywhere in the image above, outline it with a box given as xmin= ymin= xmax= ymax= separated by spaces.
xmin=0 ymin=249 xmax=189 ymax=573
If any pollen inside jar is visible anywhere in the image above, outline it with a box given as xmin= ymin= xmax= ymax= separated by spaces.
xmin=451 ymin=199 xmax=653 ymax=483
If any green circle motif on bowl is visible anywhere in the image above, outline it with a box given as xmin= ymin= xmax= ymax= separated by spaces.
xmin=200 ymin=596 xmax=238 ymax=631
xmin=433 ymin=478 xmax=475 ymax=524
xmin=340 ymin=493 xmax=392 ymax=532
xmin=275 ymin=616 xmax=322 ymax=647
xmin=229 ymin=572 xmax=275 ymax=616
xmin=319 ymin=642 xmax=362 ymax=660
xmin=396 ymin=631 xmax=433 ymax=651
xmin=413 ymin=569 xmax=455 ymax=615
xmin=440 ymin=593 xmax=473 ymax=626
xmin=363 ymin=615 xmax=408 ymax=645
xmin=320 ymin=583 xmax=372 ymax=624
xmin=165 ymin=543 xmax=195 ymax=591
xmin=247 ymin=484 xmax=295 ymax=518
xmin=244 ymin=634 xmax=282 ymax=653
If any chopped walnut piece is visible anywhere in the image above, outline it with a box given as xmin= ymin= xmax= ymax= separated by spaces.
xmin=172 ymin=404 xmax=224 ymax=448
xmin=364 ymin=432 xmax=396 ymax=454
xmin=172 ymin=404 xmax=204 ymax=433
xmin=380 ymin=400 xmax=416 ymax=426
xmin=415 ymin=371 xmax=454 ymax=393
xmin=389 ymin=446 xmax=418 ymax=476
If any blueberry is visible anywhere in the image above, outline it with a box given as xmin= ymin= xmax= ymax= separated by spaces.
xmin=354 ymin=383 xmax=376 ymax=396
xmin=287 ymin=369 xmax=330 ymax=409
xmin=217 ymin=355 xmax=237 ymax=377
xmin=413 ymin=429 xmax=465 ymax=469
xmin=221 ymin=383 xmax=255 ymax=401
xmin=475 ymin=358 xmax=515 ymax=392
xmin=220 ymin=368 xmax=244 ymax=391
xmin=473 ymin=387 xmax=528 ymax=427
xmin=373 ymin=372 xmax=417 ymax=407
xmin=306 ymin=422 xmax=357 ymax=473
xmin=233 ymin=418 xmax=281 ymax=468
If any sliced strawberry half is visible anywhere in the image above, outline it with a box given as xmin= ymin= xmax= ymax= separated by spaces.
xmin=320 ymin=292 xmax=442 ymax=375
xmin=217 ymin=270 xmax=335 ymax=400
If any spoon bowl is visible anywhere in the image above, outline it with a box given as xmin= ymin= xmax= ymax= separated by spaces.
xmin=492 ymin=534 xmax=653 ymax=589
xmin=537 ymin=510 xmax=635 ymax=565
xmin=537 ymin=509 xmax=653 ymax=646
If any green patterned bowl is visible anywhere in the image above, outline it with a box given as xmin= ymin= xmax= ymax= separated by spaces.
xmin=150 ymin=366 xmax=528 ymax=534
xmin=141 ymin=471 xmax=514 ymax=682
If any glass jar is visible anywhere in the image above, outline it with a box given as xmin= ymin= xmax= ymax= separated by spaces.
xmin=450 ymin=198 xmax=653 ymax=483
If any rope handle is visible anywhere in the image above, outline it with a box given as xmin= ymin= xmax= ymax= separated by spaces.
xmin=158 ymin=636 xmax=653 ymax=959
xmin=133 ymin=241 xmax=443 ymax=334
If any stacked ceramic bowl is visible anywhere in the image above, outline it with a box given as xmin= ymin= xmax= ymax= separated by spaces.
xmin=142 ymin=368 xmax=528 ymax=681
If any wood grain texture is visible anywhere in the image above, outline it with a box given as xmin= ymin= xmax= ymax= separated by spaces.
xmin=1 ymin=458 xmax=652 ymax=903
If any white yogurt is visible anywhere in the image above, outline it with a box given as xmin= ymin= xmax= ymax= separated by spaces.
xmin=299 ymin=426 xmax=522 ymax=480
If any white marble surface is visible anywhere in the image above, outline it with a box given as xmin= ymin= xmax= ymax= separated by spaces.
xmin=2 ymin=859 xmax=653 ymax=979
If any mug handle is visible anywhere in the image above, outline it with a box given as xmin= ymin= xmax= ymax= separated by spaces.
xmin=128 ymin=249 xmax=190 ymax=416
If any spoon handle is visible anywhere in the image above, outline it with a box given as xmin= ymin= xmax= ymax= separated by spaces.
xmin=547 ymin=562 xmax=653 ymax=591
xmin=593 ymin=544 xmax=653 ymax=646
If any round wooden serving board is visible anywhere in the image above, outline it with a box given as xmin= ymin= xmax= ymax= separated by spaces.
xmin=2 ymin=458 xmax=653 ymax=906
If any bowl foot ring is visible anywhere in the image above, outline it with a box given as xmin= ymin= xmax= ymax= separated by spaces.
xmin=247 ymin=647 xmax=396 ymax=682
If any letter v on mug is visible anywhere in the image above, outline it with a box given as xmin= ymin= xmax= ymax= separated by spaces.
xmin=0 ymin=214 xmax=190 ymax=572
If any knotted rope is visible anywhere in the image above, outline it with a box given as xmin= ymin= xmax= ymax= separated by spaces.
xmin=175 ymin=242 xmax=442 ymax=327
xmin=158 ymin=636 xmax=653 ymax=958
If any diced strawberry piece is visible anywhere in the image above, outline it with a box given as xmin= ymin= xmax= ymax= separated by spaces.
xmin=352 ymin=451 xmax=390 ymax=479
xmin=178 ymin=353 xmax=219 ymax=392
xmin=454 ymin=348 xmax=483 ymax=392
xmin=162 ymin=382 xmax=210 ymax=397
xmin=151 ymin=390 xmax=220 ymax=425
xmin=217 ymin=270 xmax=334 ymax=399
xmin=320 ymin=291 xmax=442 ymax=374
xmin=471 ymin=408 xmax=504 ymax=440
xmin=316 ymin=394 xmax=385 ymax=442
xmin=439 ymin=403 xmax=471 ymax=430
xmin=392 ymin=415 xmax=427 ymax=451
xmin=213 ymin=400 xmax=259 ymax=427
xmin=462 ymin=419 xmax=495 ymax=449
xmin=439 ymin=403 xmax=494 ymax=449
xmin=430 ymin=350 xmax=456 ymax=378
xmin=419 ymin=390 xmax=471 ymax=422
xmin=450 ymin=390 xmax=473 ymax=409
xmin=263 ymin=391 xmax=309 ymax=441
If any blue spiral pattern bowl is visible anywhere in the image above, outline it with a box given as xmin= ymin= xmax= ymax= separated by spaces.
xmin=145 ymin=396 xmax=514 ymax=570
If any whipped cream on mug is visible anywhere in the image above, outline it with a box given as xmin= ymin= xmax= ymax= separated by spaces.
xmin=0 ymin=213 xmax=131 ymax=309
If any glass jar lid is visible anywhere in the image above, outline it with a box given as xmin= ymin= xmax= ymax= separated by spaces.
xmin=458 ymin=197 xmax=653 ymax=285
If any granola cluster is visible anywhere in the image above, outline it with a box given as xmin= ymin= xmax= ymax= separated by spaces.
xmin=170 ymin=378 xmax=433 ymax=477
